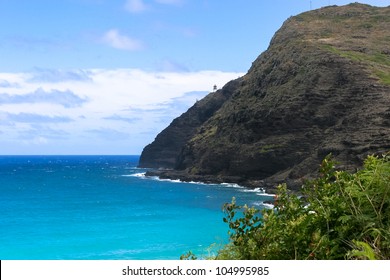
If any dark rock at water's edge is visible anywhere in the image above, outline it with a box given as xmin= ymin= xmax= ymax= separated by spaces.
xmin=139 ymin=3 xmax=390 ymax=191
xmin=144 ymin=169 xmax=296 ymax=194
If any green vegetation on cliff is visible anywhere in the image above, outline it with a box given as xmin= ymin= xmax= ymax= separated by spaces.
xmin=214 ymin=154 xmax=390 ymax=260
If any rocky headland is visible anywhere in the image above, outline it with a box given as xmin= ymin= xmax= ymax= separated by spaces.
xmin=139 ymin=3 xmax=390 ymax=192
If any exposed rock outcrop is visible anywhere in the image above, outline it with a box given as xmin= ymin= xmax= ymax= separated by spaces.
xmin=139 ymin=3 xmax=390 ymax=191
xmin=138 ymin=79 xmax=242 ymax=168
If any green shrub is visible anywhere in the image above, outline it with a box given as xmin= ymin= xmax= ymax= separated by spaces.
xmin=215 ymin=154 xmax=390 ymax=260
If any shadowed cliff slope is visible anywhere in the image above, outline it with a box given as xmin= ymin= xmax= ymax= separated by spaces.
xmin=139 ymin=3 xmax=390 ymax=190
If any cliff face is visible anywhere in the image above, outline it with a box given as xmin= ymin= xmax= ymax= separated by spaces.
xmin=138 ymin=78 xmax=242 ymax=168
xmin=139 ymin=4 xmax=390 ymax=190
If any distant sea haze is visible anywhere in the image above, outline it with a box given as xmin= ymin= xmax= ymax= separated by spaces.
xmin=0 ymin=155 xmax=271 ymax=259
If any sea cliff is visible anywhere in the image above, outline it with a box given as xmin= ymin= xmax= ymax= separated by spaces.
xmin=139 ymin=3 xmax=390 ymax=191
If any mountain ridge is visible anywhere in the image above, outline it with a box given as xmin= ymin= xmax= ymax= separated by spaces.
xmin=139 ymin=3 xmax=390 ymax=191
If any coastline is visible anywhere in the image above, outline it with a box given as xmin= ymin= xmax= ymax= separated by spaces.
xmin=144 ymin=169 xmax=299 ymax=195
xmin=144 ymin=169 xmax=278 ymax=208
xmin=130 ymin=169 xmax=278 ymax=209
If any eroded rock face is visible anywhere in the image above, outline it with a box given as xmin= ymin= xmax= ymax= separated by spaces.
xmin=139 ymin=4 xmax=390 ymax=190
xmin=138 ymin=79 xmax=243 ymax=168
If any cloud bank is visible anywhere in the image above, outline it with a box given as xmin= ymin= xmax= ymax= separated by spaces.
xmin=0 ymin=88 xmax=87 ymax=108
xmin=5 ymin=113 xmax=73 ymax=123
xmin=0 ymin=68 xmax=243 ymax=154
xmin=28 ymin=68 xmax=92 ymax=83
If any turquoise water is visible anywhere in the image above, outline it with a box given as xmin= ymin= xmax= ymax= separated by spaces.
xmin=0 ymin=155 xmax=272 ymax=260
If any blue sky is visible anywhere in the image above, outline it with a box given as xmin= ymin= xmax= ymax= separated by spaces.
xmin=0 ymin=0 xmax=388 ymax=155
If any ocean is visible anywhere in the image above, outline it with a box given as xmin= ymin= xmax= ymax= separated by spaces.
xmin=0 ymin=155 xmax=272 ymax=260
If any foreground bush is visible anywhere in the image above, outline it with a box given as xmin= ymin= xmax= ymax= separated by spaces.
xmin=216 ymin=154 xmax=390 ymax=260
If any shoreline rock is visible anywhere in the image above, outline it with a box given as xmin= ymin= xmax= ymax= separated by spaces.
xmin=144 ymin=169 xmax=302 ymax=194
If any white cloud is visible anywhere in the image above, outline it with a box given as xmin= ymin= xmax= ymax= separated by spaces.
xmin=87 ymin=128 xmax=131 ymax=141
xmin=0 ymin=88 xmax=87 ymax=108
xmin=101 ymin=29 xmax=144 ymax=51
xmin=0 ymin=79 xmax=20 ymax=88
xmin=104 ymin=114 xmax=141 ymax=123
xmin=124 ymin=0 xmax=148 ymax=13
xmin=0 ymin=68 xmax=244 ymax=154
xmin=19 ymin=125 xmax=69 ymax=140
xmin=28 ymin=68 xmax=92 ymax=83
xmin=5 ymin=113 xmax=73 ymax=123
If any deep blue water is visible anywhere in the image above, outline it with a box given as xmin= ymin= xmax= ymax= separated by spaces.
xmin=0 ymin=155 xmax=272 ymax=260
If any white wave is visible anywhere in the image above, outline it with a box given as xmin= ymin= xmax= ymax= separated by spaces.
xmin=256 ymin=192 xmax=276 ymax=197
xmin=220 ymin=183 xmax=245 ymax=189
xmin=240 ymin=187 xmax=264 ymax=193
xmin=158 ymin=178 xmax=181 ymax=183
xmin=140 ymin=175 xmax=183 ymax=184
xmin=187 ymin=181 xmax=207 ymax=185
xmin=234 ymin=186 xmax=276 ymax=199
xmin=252 ymin=201 xmax=275 ymax=209
xmin=261 ymin=202 xmax=275 ymax=209
xmin=131 ymin=173 xmax=276 ymax=200
xmin=121 ymin=172 xmax=146 ymax=178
